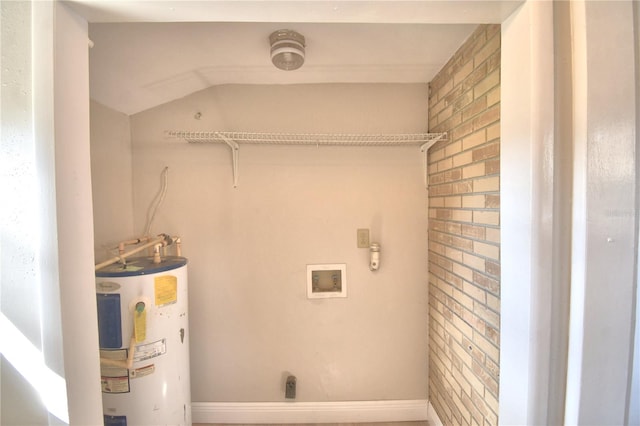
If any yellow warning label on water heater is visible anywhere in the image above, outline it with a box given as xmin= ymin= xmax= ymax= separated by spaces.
xmin=154 ymin=275 xmax=177 ymax=307
xmin=134 ymin=308 xmax=146 ymax=343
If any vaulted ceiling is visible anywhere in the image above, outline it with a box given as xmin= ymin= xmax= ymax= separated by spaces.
xmin=66 ymin=1 xmax=523 ymax=115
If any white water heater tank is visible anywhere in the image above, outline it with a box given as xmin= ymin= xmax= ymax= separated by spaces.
xmin=96 ymin=256 xmax=191 ymax=426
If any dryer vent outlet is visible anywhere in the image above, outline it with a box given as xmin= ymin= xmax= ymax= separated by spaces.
xmin=285 ymin=375 xmax=296 ymax=399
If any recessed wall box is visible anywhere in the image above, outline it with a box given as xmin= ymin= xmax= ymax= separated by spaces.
xmin=307 ymin=264 xmax=347 ymax=299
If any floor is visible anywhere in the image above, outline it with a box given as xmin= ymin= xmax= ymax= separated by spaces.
xmin=200 ymin=423 xmax=429 ymax=426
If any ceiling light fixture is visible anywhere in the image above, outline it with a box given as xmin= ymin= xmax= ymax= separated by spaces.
xmin=269 ymin=29 xmax=305 ymax=71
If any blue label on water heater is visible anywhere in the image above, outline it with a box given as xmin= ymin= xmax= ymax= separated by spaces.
xmin=104 ymin=415 xmax=126 ymax=426
xmin=97 ymin=293 xmax=122 ymax=349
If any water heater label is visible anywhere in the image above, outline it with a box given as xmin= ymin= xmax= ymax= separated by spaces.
xmin=154 ymin=275 xmax=177 ymax=307
xmin=96 ymin=281 xmax=120 ymax=292
xmin=100 ymin=349 xmax=128 ymax=377
xmin=134 ymin=338 xmax=166 ymax=362
xmin=131 ymin=364 xmax=155 ymax=379
xmin=101 ymin=375 xmax=130 ymax=394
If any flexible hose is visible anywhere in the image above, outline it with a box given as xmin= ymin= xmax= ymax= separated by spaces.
xmin=143 ymin=166 xmax=169 ymax=237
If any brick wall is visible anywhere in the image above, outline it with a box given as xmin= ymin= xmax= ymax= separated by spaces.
xmin=427 ymin=24 xmax=501 ymax=426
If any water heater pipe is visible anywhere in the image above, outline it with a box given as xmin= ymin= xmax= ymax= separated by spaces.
xmin=118 ymin=236 xmax=152 ymax=256
xmin=99 ymin=335 xmax=136 ymax=370
xmin=95 ymin=234 xmax=174 ymax=271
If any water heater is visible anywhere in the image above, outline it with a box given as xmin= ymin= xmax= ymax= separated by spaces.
xmin=96 ymin=256 xmax=191 ymax=425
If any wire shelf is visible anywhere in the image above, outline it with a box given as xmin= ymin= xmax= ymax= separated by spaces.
xmin=164 ymin=130 xmax=446 ymax=188
xmin=165 ymin=130 xmax=446 ymax=146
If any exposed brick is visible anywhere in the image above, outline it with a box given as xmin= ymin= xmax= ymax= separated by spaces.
xmin=462 ymin=130 xmax=488 ymax=151
xmin=462 ymin=62 xmax=488 ymax=93
xmin=471 ymin=388 xmax=490 ymax=417
xmin=475 ymin=34 xmax=501 ymax=68
xmin=438 ymin=157 xmax=454 ymax=172
xmin=463 ymin=194 xmax=486 ymax=208
xmin=453 ymin=262 xmax=474 ymax=282
xmin=473 ymin=211 xmax=499 ymax=225
xmin=453 ymin=58 xmax=474 ymax=86
xmin=486 ymin=50 xmax=501 ymax=74
xmin=486 ymin=293 xmax=500 ymax=312
xmin=430 ymin=183 xmax=453 ymax=196
xmin=474 ymin=302 xmax=500 ymax=329
xmin=485 ymin=158 xmax=500 ymax=174
xmin=453 ymin=181 xmax=474 ymax=194
xmin=473 ymin=241 xmax=500 ymax=260
xmin=486 ymin=194 xmax=500 ymax=208
xmin=463 ymin=252 xmax=486 ymax=272
xmin=462 ymin=335 xmax=486 ymax=363
xmin=451 ymin=120 xmax=475 ymax=141
xmin=473 ymin=332 xmax=500 ymax=363
xmin=473 ymin=271 xmax=500 ymax=294
xmin=463 ymin=281 xmax=486 ymax=303
xmin=430 ymin=197 xmax=445 ymax=208
xmin=461 ymin=224 xmax=486 ymax=240
xmin=473 ymin=105 xmax=500 ymax=131
xmin=462 ymin=96 xmax=488 ymax=122
xmin=437 ymin=78 xmax=454 ymax=102
xmin=485 ymin=227 xmax=500 ymax=244
xmin=428 ymin=24 xmax=501 ymax=426
xmin=451 ymin=209 xmax=473 ymax=223
xmin=463 ymin=163 xmax=486 ymax=179
xmin=472 ymin=358 xmax=499 ymax=396
xmin=485 ymin=324 xmax=500 ymax=346
xmin=445 ymin=141 xmax=463 ymax=158
xmin=487 ymin=86 xmax=501 ymax=107
xmin=432 ymin=252 xmax=454 ymax=271
xmin=446 ymin=271 xmax=464 ymax=289
xmin=472 ymin=141 xmax=500 ymax=162
xmin=485 ymin=260 xmax=501 ymax=278
xmin=453 ymin=151 xmax=474 ymax=167
xmin=473 ymin=176 xmax=500 ymax=193
xmin=485 ymin=356 xmax=500 ymax=382
xmin=486 ymin=24 xmax=500 ymax=41
xmin=486 ymin=122 xmax=500 ymax=142
xmin=430 ymin=146 xmax=445 ymax=163
xmin=452 ymin=88 xmax=474 ymax=113
xmin=446 ymin=246 xmax=464 ymax=263
xmin=474 ymin=70 xmax=500 ymax=99
xmin=460 ymin=27 xmax=488 ymax=64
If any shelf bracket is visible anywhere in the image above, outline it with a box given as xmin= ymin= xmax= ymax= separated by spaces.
xmin=217 ymin=133 xmax=240 ymax=188
xmin=420 ymin=136 xmax=443 ymax=189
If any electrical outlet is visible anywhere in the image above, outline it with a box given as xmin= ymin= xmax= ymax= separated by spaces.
xmin=357 ymin=229 xmax=370 ymax=248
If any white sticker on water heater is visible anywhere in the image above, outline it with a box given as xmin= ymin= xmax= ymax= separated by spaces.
xmin=101 ymin=375 xmax=130 ymax=394
xmin=134 ymin=338 xmax=166 ymax=362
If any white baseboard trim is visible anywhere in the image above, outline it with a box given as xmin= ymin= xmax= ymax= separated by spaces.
xmin=427 ymin=400 xmax=444 ymax=426
xmin=192 ymin=399 xmax=429 ymax=424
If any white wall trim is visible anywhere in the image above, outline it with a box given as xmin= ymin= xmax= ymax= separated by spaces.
xmin=192 ymin=399 xmax=428 ymax=423
xmin=427 ymin=400 xmax=444 ymax=426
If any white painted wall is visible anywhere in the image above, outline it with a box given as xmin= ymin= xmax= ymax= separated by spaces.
xmin=501 ymin=0 xmax=639 ymax=424
xmin=52 ymin=3 xmax=104 ymax=423
xmin=565 ymin=1 xmax=637 ymax=424
xmin=630 ymin=3 xmax=640 ymax=424
xmin=90 ymin=100 xmax=134 ymax=261
xmin=128 ymin=83 xmax=430 ymax=402
xmin=1 ymin=1 xmax=102 ymax=424
xmin=1 ymin=1 xmax=49 ymax=421
xmin=500 ymin=2 xmax=556 ymax=423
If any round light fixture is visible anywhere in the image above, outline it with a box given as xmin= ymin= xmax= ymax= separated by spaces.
xmin=269 ymin=29 xmax=305 ymax=71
